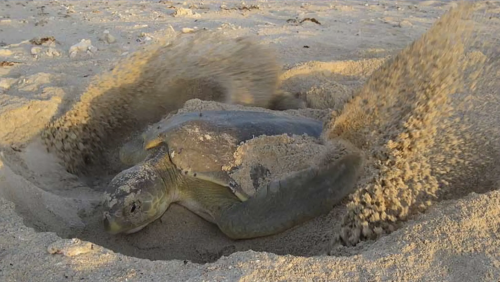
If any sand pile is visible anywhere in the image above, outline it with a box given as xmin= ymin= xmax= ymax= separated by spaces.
xmin=321 ymin=2 xmax=500 ymax=247
xmin=0 ymin=0 xmax=500 ymax=280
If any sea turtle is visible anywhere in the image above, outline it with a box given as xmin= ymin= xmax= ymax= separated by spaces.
xmin=102 ymin=110 xmax=363 ymax=239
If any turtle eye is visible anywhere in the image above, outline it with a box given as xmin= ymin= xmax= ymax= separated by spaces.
xmin=130 ymin=201 xmax=141 ymax=213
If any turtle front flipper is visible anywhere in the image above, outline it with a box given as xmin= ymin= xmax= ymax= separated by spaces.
xmin=186 ymin=170 xmax=251 ymax=201
xmin=214 ymin=153 xmax=364 ymax=240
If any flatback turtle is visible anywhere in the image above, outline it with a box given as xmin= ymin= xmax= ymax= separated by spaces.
xmin=103 ymin=110 xmax=363 ymax=239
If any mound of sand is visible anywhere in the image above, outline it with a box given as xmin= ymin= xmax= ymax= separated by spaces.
xmin=328 ymin=2 xmax=500 ymax=246
xmin=1 ymin=1 xmax=500 ymax=281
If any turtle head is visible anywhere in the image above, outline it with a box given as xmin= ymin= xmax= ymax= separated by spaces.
xmin=103 ymin=147 xmax=179 ymax=235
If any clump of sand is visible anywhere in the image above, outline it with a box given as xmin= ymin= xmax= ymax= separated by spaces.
xmin=227 ymin=135 xmax=357 ymax=196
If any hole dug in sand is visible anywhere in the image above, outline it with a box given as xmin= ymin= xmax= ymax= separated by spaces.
xmin=0 ymin=113 xmax=363 ymax=264
xmin=1 ymin=2 xmax=499 ymax=266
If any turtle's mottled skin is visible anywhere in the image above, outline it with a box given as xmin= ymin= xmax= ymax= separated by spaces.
xmin=103 ymin=111 xmax=363 ymax=239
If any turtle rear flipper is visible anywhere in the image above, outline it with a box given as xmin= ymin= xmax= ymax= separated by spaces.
xmin=214 ymin=153 xmax=364 ymax=240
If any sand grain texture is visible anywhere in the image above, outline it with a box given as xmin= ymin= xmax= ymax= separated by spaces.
xmin=1 ymin=0 xmax=500 ymax=281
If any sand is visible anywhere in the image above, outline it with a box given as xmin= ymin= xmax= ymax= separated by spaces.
xmin=1 ymin=0 xmax=500 ymax=281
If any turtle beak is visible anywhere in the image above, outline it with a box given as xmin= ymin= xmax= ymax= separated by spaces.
xmin=103 ymin=211 xmax=152 ymax=235
xmin=103 ymin=212 xmax=123 ymax=235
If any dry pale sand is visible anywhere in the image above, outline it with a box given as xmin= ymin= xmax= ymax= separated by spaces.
xmin=1 ymin=0 xmax=500 ymax=281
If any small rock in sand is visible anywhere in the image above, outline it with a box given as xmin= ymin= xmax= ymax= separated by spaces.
xmin=182 ymin=27 xmax=196 ymax=33
xmin=87 ymin=45 xmax=98 ymax=54
xmin=30 ymin=46 xmax=42 ymax=56
xmin=69 ymin=39 xmax=96 ymax=58
xmin=173 ymin=7 xmax=200 ymax=17
xmin=399 ymin=20 xmax=413 ymax=28
xmin=100 ymin=30 xmax=116 ymax=44
xmin=45 ymin=47 xmax=61 ymax=57
xmin=137 ymin=32 xmax=153 ymax=42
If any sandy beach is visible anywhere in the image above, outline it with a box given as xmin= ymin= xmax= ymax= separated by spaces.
xmin=1 ymin=0 xmax=499 ymax=281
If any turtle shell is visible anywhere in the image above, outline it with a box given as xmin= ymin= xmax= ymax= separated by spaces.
xmin=142 ymin=110 xmax=323 ymax=199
